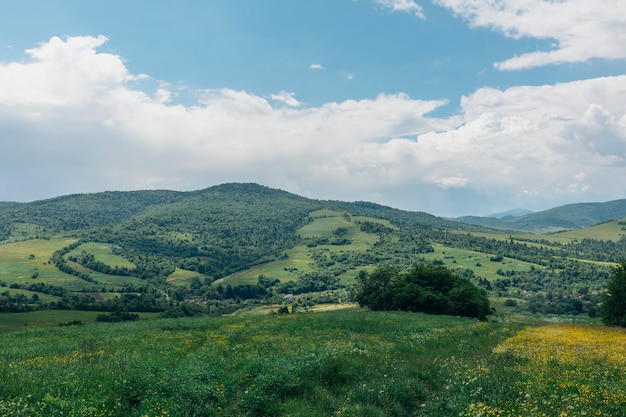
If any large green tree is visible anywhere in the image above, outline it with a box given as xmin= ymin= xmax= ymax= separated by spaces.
xmin=601 ymin=261 xmax=626 ymax=327
xmin=356 ymin=263 xmax=491 ymax=320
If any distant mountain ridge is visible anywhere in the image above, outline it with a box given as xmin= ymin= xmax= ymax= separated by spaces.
xmin=487 ymin=208 xmax=535 ymax=219
xmin=453 ymin=199 xmax=626 ymax=233
xmin=2 ymin=184 xmax=625 ymax=235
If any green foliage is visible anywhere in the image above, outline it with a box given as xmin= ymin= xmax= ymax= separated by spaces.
xmin=356 ymin=263 xmax=491 ymax=320
xmin=601 ymin=261 xmax=626 ymax=326
xmin=96 ymin=311 xmax=140 ymax=322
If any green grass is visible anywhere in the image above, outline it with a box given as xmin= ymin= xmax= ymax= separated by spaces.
xmin=220 ymin=211 xmax=382 ymax=286
xmin=298 ymin=209 xmax=379 ymax=250
xmin=469 ymin=218 xmax=626 ymax=246
xmin=0 ymin=239 xmax=73 ymax=281
xmin=66 ymin=242 xmax=136 ymax=270
xmin=0 ymin=310 xmax=161 ymax=332
xmin=0 ymin=310 xmax=522 ymax=416
xmin=419 ymin=243 xmax=541 ymax=281
xmin=1 ymin=310 xmax=623 ymax=416
xmin=166 ymin=268 xmax=206 ymax=286
xmin=0 ymin=238 xmax=90 ymax=293
xmin=0 ymin=239 xmax=152 ymax=301
xmin=2 ymin=222 xmax=47 ymax=243
xmin=544 ymin=218 xmax=626 ymax=243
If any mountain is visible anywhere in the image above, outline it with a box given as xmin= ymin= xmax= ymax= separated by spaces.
xmin=0 ymin=183 xmax=467 ymax=277
xmin=0 ymin=183 xmax=455 ymax=239
xmin=487 ymin=208 xmax=535 ymax=219
xmin=2 ymin=182 xmax=626 ymax=319
xmin=453 ymin=199 xmax=626 ymax=233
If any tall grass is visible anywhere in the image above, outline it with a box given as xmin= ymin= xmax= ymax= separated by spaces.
xmin=0 ymin=311 xmax=624 ymax=416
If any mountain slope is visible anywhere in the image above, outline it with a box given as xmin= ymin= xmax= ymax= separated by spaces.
xmin=2 ymin=182 xmax=625 ymax=319
xmin=453 ymin=199 xmax=626 ymax=233
xmin=0 ymin=183 xmax=465 ymax=277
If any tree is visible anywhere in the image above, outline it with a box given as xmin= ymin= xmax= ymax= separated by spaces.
xmin=601 ymin=261 xmax=626 ymax=327
xmin=356 ymin=263 xmax=491 ymax=320
xmin=355 ymin=266 xmax=399 ymax=311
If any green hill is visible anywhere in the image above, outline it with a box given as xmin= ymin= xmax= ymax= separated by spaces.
xmin=1 ymin=183 xmax=625 ymax=319
xmin=453 ymin=199 xmax=626 ymax=233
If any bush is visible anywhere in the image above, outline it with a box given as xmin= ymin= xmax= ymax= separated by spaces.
xmin=96 ymin=311 xmax=140 ymax=322
xmin=356 ymin=263 xmax=491 ymax=320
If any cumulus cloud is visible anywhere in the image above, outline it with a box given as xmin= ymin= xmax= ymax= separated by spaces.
xmin=373 ymin=0 xmax=425 ymax=19
xmin=1 ymin=35 xmax=626 ymax=216
xmin=434 ymin=0 xmax=626 ymax=70
xmin=412 ymin=75 xmax=626 ymax=211
xmin=310 ymin=64 xmax=324 ymax=70
xmin=0 ymin=36 xmax=447 ymax=202
xmin=270 ymin=91 xmax=301 ymax=107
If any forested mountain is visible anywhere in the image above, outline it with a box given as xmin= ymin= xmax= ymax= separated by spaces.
xmin=453 ymin=199 xmax=626 ymax=232
xmin=1 ymin=182 xmax=626 ymax=319
xmin=0 ymin=183 xmax=466 ymax=245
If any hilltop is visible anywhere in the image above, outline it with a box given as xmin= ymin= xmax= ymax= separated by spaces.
xmin=1 ymin=182 xmax=625 ymax=321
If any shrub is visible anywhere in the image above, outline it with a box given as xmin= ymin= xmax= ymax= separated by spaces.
xmin=356 ymin=263 xmax=491 ymax=320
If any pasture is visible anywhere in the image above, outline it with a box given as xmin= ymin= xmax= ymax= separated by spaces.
xmin=0 ymin=310 xmax=624 ymax=416
xmin=219 ymin=210 xmax=382 ymax=286
xmin=65 ymin=242 xmax=136 ymax=270
xmin=0 ymin=310 xmax=161 ymax=333
xmin=418 ymin=243 xmax=541 ymax=281
xmin=0 ymin=238 xmax=89 ymax=294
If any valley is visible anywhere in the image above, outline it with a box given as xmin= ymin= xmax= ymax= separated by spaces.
xmin=1 ymin=183 xmax=625 ymax=322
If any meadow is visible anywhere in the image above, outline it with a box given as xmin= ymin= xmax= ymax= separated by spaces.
xmin=218 ymin=209 xmax=384 ymax=287
xmin=1 ymin=309 xmax=625 ymax=417
xmin=418 ymin=243 xmax=542 ymax=281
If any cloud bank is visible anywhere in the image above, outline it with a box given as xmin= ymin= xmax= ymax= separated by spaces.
xmin=1 ymin=36 xmax=625 ymax=216
xmin=435 ymin=0 xmax=626 ymax=70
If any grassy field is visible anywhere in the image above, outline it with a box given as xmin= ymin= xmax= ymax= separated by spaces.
xmin=418 ymin=243 xmax=541 ymax=281
xmin=0 ymin=310 xmax=161 ymax=332
xmin=544 ymin=218 xmax=626 ymax=243
xmin=468 ymin=218 xmax=626 ymax=246
xmin=65 ymin=242 xmax=136 ymax=270
xmin=0 ymin=238 xmax=89 ymax=294
xmin=219 ymin=210 xmax=382 ymax=286
xmin=0 ymin=310 xmax=624 ymax=417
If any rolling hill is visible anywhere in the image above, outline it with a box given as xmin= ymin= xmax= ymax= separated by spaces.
xmin=453 ymin=199 xmax=626 ymax=233
xmin=1 ymin=182 xmax=626 ymax=319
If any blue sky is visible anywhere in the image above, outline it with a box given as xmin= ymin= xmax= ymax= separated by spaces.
xmin=1 ymin=0 xmax=625 ymax=216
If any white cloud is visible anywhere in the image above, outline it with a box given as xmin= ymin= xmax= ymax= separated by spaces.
xmin=433 ymin=176 xmax=469 ymax=188
xmin=373 ymin=0 xmax=425 ymax=19
xmin=310 ymin=63 xmax=324 ymax=70
xmin=0 ymin=35 xmax=135 ymax=107
xmin=2 ymin=35 xmax=626 ymax=216
xmin=0 ymin=36 xmax=448 ymax=204
xmin=270 ymin=91 xmax=301 ymax=107
xmin=410 ymin=75 xmax=626 ymax=211
xmin=434 ymin=0 xmax=626 ymax=70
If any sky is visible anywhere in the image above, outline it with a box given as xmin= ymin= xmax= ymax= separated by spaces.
xmin=1 ymin=0 xmax=625 ymax=217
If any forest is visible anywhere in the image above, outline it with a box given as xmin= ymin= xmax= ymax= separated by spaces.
xmin=0 ymin=182 xmax=625 ymax=319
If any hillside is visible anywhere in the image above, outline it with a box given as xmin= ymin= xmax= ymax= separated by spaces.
xmin=1 ymin=182 xmax=626 ymax=319
xmin=453 ymin=199 xmax=626 ymax=233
